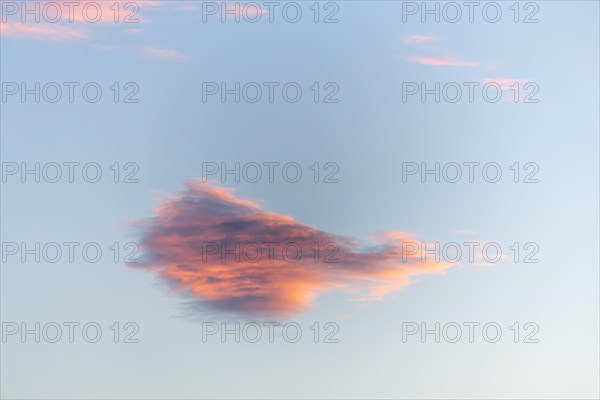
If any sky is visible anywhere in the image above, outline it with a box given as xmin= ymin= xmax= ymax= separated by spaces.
xmin=1 ymin=1 xmax=599 ymax=399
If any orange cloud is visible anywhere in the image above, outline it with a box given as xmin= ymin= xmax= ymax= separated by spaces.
xmin=133 ymin=180 xmax=454 ymax=317
xmin=408 ymin=56 xmax=479 ymax=67
xmin=143 ymin=47 xmax=188 ymax=62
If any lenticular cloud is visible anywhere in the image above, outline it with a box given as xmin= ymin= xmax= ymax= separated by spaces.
xmin=133 ymin=180 xmax=453 ymax=316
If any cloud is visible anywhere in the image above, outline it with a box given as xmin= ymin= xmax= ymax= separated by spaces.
xmin=404 ymin=34 xmax=437 ymax=44
xmin=478 ymin=78 xmax=532 ymax=90
xmin=132 ymin=180 xmax=455 ymax=317
xmin=143 ymin=47 xmax=188 ymax=62
xmin=0 ymin=21 xmax=88 ymax=41
xmin=176 ymin=4 xmax=200 ymax=12
xmin=0 ymin=1 xmax=154 ymax=40
xmin=408 ymin=56 xmax=479 ymax=67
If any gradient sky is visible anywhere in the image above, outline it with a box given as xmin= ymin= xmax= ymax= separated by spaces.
xmin=1 ymin=1 xmax=599 ymax=399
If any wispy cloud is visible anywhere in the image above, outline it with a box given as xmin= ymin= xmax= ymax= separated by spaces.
xmin=89 ymin=43 xmax=113 ymax=51
xmin=143 ymin=47 xmax=188 ymax=62
xmin=0 ymin=21 xmax=88 ymax=41
xmin=132 ymin=180 xmax=455 ymax=317
xmin=0 ymin=1 xmax=154 ymax=40
xmin=404 ymin=34 xmax=437 ymax=44
xmin=479 ymin=78 xmax=532 ymax=90
xmin=408 ymin=56 xmax=479 ymax=67
xmin=176 ymin=4 xmax=199 ymax=11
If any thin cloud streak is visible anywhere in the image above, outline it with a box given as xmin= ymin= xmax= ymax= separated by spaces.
xmin=143 ymin=47 xmax=189 ymax=62
xmin=404 ymin=34 xmax=437 ymax=44
xmin=0 ymin=21 xmax=88 ymax=41
xmin=408 ymin=56 xmax=479 ymax=67
xmin=479 ymin=78 xmax=532 ymax=90
xmin=0 ymin=1 xmax=154 ymax=40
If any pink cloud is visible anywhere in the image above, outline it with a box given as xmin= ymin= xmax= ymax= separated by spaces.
xmin=132 ymin=180 xmax=455 ymax=317
xmin=2 ymin=1 xmax=143 ymax=24
xmin=176 ymin=5 xmax=199 ymax=11
xmin=404 ymin=34 xmax=437 ymax=44
xmin=408 ymin=56 xmax=479 ymax=67
xmin=479 ymin=78 xmax=532 ymax=90
xmin=0 ymin=21 xmax=88 ymax=41
xmin=0 ymin=1 xmax=154 ymax=40
xmin=143 ymin=47 xmax=188 ymax=62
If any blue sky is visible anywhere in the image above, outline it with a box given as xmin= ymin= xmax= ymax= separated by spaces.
xmin=1 ymin=1 xmax=599 ymax=398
